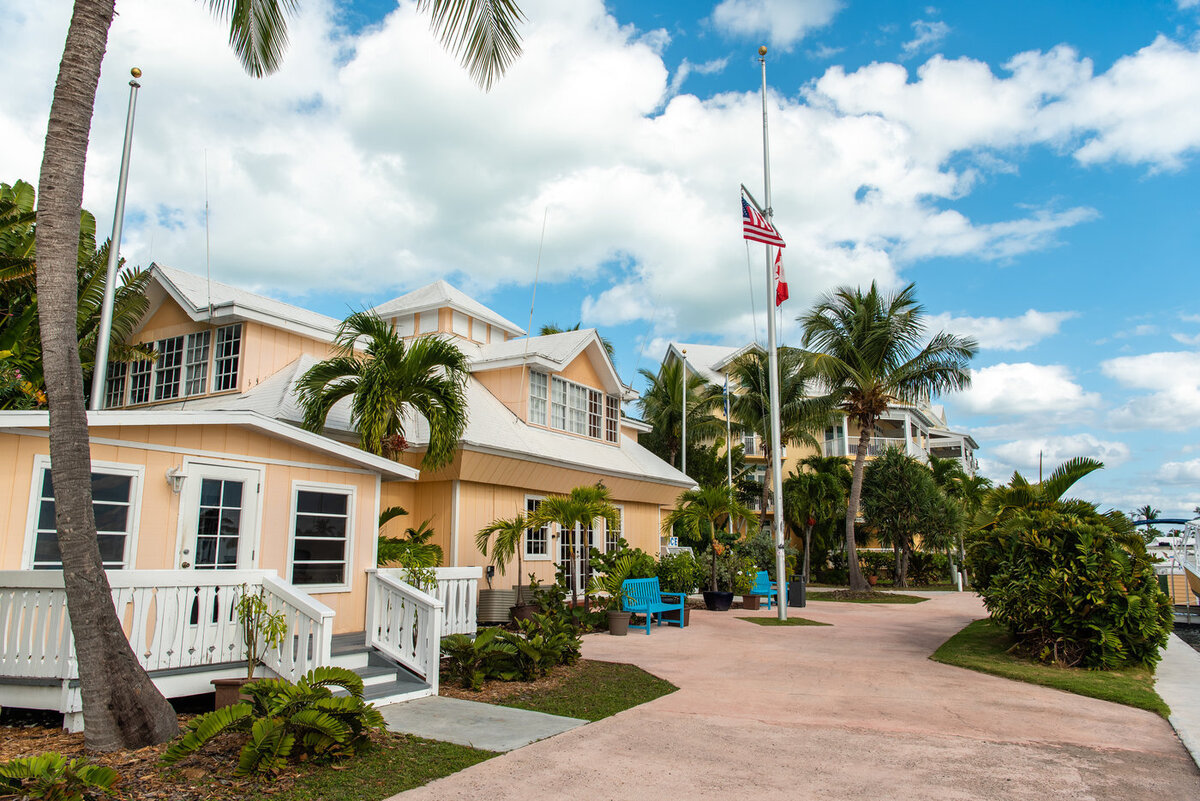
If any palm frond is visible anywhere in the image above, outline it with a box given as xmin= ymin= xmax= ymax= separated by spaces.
xmin=418 ymin=0 xmax=526 ymax=91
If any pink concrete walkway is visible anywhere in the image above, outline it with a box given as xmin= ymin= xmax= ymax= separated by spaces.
xmin=391 ymin=594 xmax=1200 ymax=800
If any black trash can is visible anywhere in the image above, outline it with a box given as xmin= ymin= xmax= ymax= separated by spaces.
xmin=787 ymin=576 xmax=806 ymax=608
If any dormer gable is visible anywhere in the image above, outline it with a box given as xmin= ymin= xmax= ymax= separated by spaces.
xmin=371 ymin=280 xmax=525 ymax=345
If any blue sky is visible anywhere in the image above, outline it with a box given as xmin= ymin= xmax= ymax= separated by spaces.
xmin=6 ymin=0 xmax=1200 ymax=517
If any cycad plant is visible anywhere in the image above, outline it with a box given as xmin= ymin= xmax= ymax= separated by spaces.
xmin=800 ymin=282 xmax=976 ymax=590
xmin=298 ymin=310 xmax=470 ymax=469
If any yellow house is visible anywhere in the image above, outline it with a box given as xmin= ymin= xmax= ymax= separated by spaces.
xmin=0 ymin=265 xmax=691 ymax=729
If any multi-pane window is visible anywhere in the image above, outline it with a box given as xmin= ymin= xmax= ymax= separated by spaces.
xmin=103 ymin=362 xmax=127 ymax=408
xmin=193 ymin=478 xmax=243 ymax=569
xmin=742 ymin=432 xmax=758 ymax=456
xmin=605 ymin=507 xmax=623 ymax=553
xmin=587 ymin=389 xmax=602 ymax=439
xmin=213 ymin=324 xmax=241 ymax=392
xmin=605 ymin=395 xmax=620 ymax=443
xmin=153 ymin=336 xmax=184 ymax=400
xmin=529 ymin=371 xmax=548 ymax=426
xmin=291 ymin=488 xmax=351 ymax=586
xmin=184 ymin=331 xmax=211 ymax=396
xmin=32 ymin=467 xmax=135 ymax=569
xmin=524 ymin=497 xmax=548 ymax=558
xmin=550 ymin=377 xmax=567 ymax=430
xmin=128 ymin=358 xmax=153 ymax=405
xmin=568 ymin=384 xmax=588 ymax=435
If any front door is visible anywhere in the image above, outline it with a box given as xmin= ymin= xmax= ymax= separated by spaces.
xmin=178 ymin=464 xmax=260 ymax=570
xmin=558 ymin=521 xmax=594 ymax=598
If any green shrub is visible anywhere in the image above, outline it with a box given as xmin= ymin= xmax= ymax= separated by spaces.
xmin=440 ymin=628 xmax=516 ymax=690
xmin=966 ymin=509 xmax=1172 ymax=669
xmin=735 ymin=529 xmax=798 ymax=574
xmin=859 ymin=550 xmax=894 ymax=580
xmin=656 ymin=551 xmax=701 ymax=594
xmin=0 ymin=753 xmax=119 ymax=801
xmin=530 ymin=572 xmax=605 ymax=631
xmin=160 ymin=666 xmax=385 ymax=775
xmin=908 ymin=551 xmax=950 ymax=585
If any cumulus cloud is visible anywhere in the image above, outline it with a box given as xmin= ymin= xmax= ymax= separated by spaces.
xmin=1103 ymin=351 xmax=1200 ymax=430
xmin=927 ymin=309 xmax=1077 ymax=350
xmin=710 ymin=0 xmax=843 ymax=49
xmin=956 ymin=363 xmax=1100 ymax=415
xmin=990 ymin=434 xmax=1131 ymax=473
xmin=902 ymin=19 xmax=950 ymax=59
xmin=1160 ymin=458 xmax=1200 ymax=484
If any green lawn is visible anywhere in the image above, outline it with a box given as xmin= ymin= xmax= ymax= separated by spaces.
xmin=738 ymin=616 xmax=831 ymax=626
xmin=499 ymin=660 xmax=677 ymax=721
xmin=806 ymin=591 xmax=928 ymax=604
xmin=930 ymin=618 xmax=1169 ymax=718
xmin=248 ymin=733 xmax=496 ymax=801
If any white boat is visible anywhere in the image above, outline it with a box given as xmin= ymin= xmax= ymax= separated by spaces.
xmin=1180 ymin=519 xmax=1200 ymax=598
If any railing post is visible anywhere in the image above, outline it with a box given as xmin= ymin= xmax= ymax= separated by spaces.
xmin=365 ymin=569 xmax=377 ymax=650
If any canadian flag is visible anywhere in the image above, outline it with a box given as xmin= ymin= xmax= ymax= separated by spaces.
xmin=774 ymin=249 xmax=789 ymax=306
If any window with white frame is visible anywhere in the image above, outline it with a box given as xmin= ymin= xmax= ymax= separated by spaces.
xmin=742 ymin=432 xmax=757 ymax=456
xmin=103 ymin=362 xmax=127 ymax=408
xmin=550 ymin=377 xmax=567 ymax=430
xmin=587 ymin=389 xmax=602 ymax=439
xmin=529 ymin=371 xmax=548 ymax=426
xmin=524 ymin=497 xmax=550 ymax=558
xmin=290 ymin=486 xmax=353 ymax=587
xmin=568 ymin=384 xmax=588 ymax=435
xmin=394 ymin=315 xmax=415 ymax=337
xmin=30 ymin=462 xmax=139 ymax=569
xmin=183 ymin=331 xmax=210 ymax=396
xmin=128 ymin=358 xmax=153 ymax=404
xmin=213 ymin=324 xmax=242 ymax=392
xmin=153 ymin=335 xmax=184 ymax=400
xmin=605 ymin=506 xmax=624 ymax=552
xmin=605 ymin=395 xmax=620 ymax=443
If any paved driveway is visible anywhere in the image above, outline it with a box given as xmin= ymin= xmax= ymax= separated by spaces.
xmin=390 ymin=593 xmax=1199 ymax=800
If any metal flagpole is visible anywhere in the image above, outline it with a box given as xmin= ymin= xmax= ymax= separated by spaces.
xmin=681 ymin=349 xmax=688 ymax=477
xmin=725 ymin=373 xmax=733 ymax=490
xmin=758 ymin=46 xmax=788 ymax=621
xmin=89 ymin=68 xmax=143 ymax=411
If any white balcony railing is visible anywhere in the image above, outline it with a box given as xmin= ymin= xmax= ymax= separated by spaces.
xmin=0 ymin=570 xmax=334 ymax=683
xmin=823 ymin=436 xmax=910 ymax=458
xmin=366 ymin=571 xmax=442 ymax=695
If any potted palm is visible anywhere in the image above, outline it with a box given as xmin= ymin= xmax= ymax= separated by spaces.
xmin=475 ymin=514 xmax=538 ymax=620
xmin=527 ymin=484 xmax=621 ymax=610
xmin=212 ymin=585 xmax=288 ymax=708
xmin=662 ymin=486 xmax=758 ymax=612
xmin=589 ymin=553 xmax=639 ymax=635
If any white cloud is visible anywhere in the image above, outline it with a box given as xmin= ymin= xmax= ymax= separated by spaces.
xmin=956 ymin=363 xmax=1100 ymax=415
xmin=1103 ymin=351 xmax=1200 ymax=430
xmin=1172 ymin=332 xmax=1200 ymax=346
xmin=667 ymin=56 xmax=730 ymax=98
xmin=990 ymin=434 xmax=1131 ymax=473
xmin=902 ymin=20 xmax=950 ymax=59
xmin=927 ymin=309 xmax=1077 ymax=350
xmin=1160 ymin=458 xmax=1200 ymax=484
xmin=710 ymin=0 xmax=843 ymax=50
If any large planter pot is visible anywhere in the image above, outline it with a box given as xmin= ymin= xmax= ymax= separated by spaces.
xmin=510 ymin=602 xmax=539 ymax=623
xmin=660 ymin=605 xmax=690 ymax=627
xmin=477 ymin=588 xmax=517 ymax=624
xmin=703 ymin=591 xmax=734 ymax=611
xmin=608 ymin=610 xmax=632 ymax=636
xmin=211 ymin=677 xmax=253 ymax=709
xmin=742 ymin=594 xmax=761 ymax=611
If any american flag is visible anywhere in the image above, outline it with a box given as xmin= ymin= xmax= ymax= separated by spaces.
xmin=742 ymin=192 xmax=785 ymax=247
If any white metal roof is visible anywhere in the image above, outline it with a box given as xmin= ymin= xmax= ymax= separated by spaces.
xmin=371 ymin=280 xmax=525 ymax=337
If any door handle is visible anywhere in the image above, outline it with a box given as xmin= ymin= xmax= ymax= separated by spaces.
xmin=181 ymin=561 xmax=191 ymax=568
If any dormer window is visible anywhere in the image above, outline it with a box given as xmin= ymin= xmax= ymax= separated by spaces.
xmin=530 ymin=370 xmax=620 ymax=444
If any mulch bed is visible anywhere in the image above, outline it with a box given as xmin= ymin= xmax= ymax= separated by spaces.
xmin=438 ymin=657 xmax=592 ymax=703
xmin=0 ymin=707 xmax=396 ymax=800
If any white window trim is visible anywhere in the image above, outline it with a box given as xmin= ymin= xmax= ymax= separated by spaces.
xmin=173 ymin=456 xmax=266 ymax=571
xmin=22 ymin=454 xmax=145 ymax=571
xmin=287 ymin=479 xmax=357 ymax=593
xmin=604 ymin=505 xmax=624 ymax=553
xmin=523 ymin=494 xmax=552 ymax=561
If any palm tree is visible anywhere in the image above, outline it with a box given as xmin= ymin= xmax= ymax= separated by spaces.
xmin=726 ymin=346 xmax=832 ymax=516
xmin=34 ymin=0 xmax=525 ymax=750
xmin=800 ymin=282 xmax=977 ymax=591
xmin=1134 ymin=504 xmax=1161 ymax=523
xmin=925 ymin=455 xmax=989 ymax=584
xmin=662 ymin=486 xmax=758 ymax=592
xmin=475 ymin=514 xmax=532 ymax=604
xmin=782 ymin=469 xmax=845 ymax=582
xmin=527 ymin=484 xmax=620 ymax=608
xmin=538 ymin=322 xmax=615 ymax=360
xmin=377 ymin=507 xmax=444 ymax=567
xmin=298 ymin=310 xmax=470 ymax=469
xmin=637 ymin=358 xmax=727 ymax=470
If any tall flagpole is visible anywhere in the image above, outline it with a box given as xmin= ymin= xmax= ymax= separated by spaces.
xmin=759 ymin=46 xmax=788 ymax=621
xmin=680 ymin=349 xmax=688 ymax=477
xmin=725 ymin=373 xmax=733 ymax=490
xmin=89 ymin=68 xmax=143 ymax=411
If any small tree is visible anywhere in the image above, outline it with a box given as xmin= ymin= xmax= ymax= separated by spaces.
xmin=476 ymin=514 xmax=533 ymax=604
xmin=234 ymin=587 xmax=288 ymax=680
xmin=527 ymin=485 xmax=620 ymax=608
xmin=662 ymin=486 xmax=758 ymax=592
xmin=783 ymin=468 xmax=845 ymax=582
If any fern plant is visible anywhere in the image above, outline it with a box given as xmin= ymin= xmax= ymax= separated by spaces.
xmin=0 ymin=752 xmax=120 ymax=801
xmin=161 ymin=666 xmax=385 ymax=775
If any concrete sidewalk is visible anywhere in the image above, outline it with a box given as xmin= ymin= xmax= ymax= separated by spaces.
xmin=1157 ymin=632 xmax=1200 ymax=769
xmin=390 ymin=594 xmax=1199 ymax=800
xmin=378 ymin=695 xmax=586 ymax=752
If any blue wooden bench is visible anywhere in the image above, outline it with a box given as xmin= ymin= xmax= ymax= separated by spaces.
xmin=749 ymin=570 xmax=779 ymax=609
xmin=621 ymin=577 xmax=686 ymax=635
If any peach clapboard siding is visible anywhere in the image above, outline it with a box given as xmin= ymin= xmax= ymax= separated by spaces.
xmin=0 ymin=424 xmax=393 ymax=635
xmin=558 ymin=350 xmax=604 ymax=390
xmin=239 ymin=322 xmax=338 ymax=394
xmin=474 ymin=366 xmax=527 ymax=422
xmin=134 ymin=298 xmax=196 ymax=343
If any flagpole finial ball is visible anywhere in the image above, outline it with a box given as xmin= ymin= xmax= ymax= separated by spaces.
xmin=131 ymin=67 xmax=142 ymax=78
xmin=758 ymin=45 xmax=768 ymax=56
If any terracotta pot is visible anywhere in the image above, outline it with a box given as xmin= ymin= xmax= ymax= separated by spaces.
xmin=703 ymin=591 xmax=734 ymax=611
xmin=608 ymin=610 xmax=631 ymax=635
xmin=742 ymin=594 xmax=761 ymax=611
xmin=660 ymin=606 xmax=690 ymax=627
xmin=211 ymin=677 xmax=253 ymax=709
xmin=867 ymin=574 xmax=879 ymax=587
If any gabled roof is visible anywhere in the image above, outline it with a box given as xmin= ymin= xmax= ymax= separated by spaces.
xmin=664 ymin=342 xmax=760 ymax=386
xmin=469 ymin=329 xmax=633 ymax=398
xmin=371 ymin=280 xmax=525 ymax=338
xmin=148 ymin=264 xmax=342 ymax=343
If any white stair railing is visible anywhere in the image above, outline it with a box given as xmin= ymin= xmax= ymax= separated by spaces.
xmin=380 ymin=567 xmax=479 ymax=636
xmin=261 ymin=574 xmax=335 ymax=682
xmin=366 ymin=570 xmax=442 ymax=693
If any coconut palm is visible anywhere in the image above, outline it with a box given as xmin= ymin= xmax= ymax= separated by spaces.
xmin=800 ymin=282 xmax=977 ymax=591
xmin=782 ymin=468 xmax=845 ymax=582
xmin=475 ymin=514 xmax=533 ymax=604
xmin=638 ymin=358 xmax=727 ymax=470
xmin=726 ymin=346 xmax=832 ymax=516
xmin=298 ymin=310 xmax=469 ymax=469
xmin=33 ymin=0 xmax=525 ymax=750
xmin=661 ymin=486 xmax=758 ymax=592
xmin=527 ymin=485 xmax=620 ymax=608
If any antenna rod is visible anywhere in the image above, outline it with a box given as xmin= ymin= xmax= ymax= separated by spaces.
xmin=90 ymin=68 xmax=143 ymax=411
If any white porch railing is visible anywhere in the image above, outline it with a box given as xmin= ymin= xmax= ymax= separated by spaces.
xmin=378 ymin=567 xmax=479 ymax=636
xmin=365 ymin=570 xmax=441 ymax=695
xmin=0 ymin=570 xmax=333 ymax=683
xmin=823 ymin=436 xmax=910 ymax=458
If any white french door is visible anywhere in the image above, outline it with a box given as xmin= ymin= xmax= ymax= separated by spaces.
xmin=177 ymin=463 xmax=261 ymax=571
xmin=558 ymin=520 xmax=596 ymax=597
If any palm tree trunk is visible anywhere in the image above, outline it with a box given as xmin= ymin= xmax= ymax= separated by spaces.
xmin=36 ymin=0 xmax=178 ymax=750
xmin=803 ymin=524 xmax=813 ymax=582
xmin=845 ymin=423 xmax=872 ymax=591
